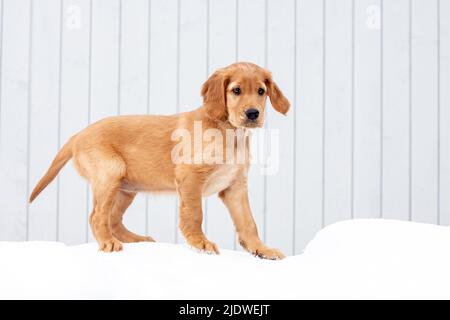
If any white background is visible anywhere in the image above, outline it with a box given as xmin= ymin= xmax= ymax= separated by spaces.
xmin=0 ymin=0 xmax=449 ymax=256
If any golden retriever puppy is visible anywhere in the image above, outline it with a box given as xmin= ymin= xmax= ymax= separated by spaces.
xmin=29 ymin=62 xmax=290 ymax=260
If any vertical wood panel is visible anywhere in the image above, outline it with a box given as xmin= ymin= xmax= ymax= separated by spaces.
xmin=86 ymin=0 xmax=120 ymax=242
xmin=89 ymin=0 xmax=119 ymax=124
xmin=119 ymin=0 xmax=149 ymax=237
xmin=323 ymin=0 xmax=353 ymax=226
xmin=205 ymin=0 xmax=236 ymax=250
xmin=238 ymin=0 xmax=265 ymax=65
xmin=237 ymin=0 xmax=266 ymax=248
xmin=179 ymin=0 xmax=206 ymax=112
xmin=411 ymin=0 xmax=439 ymax=224
xmin=382 ymin=0 xmax=410 ymax=221
xmin=178 ymin=0 xmax=207 ymax=243
xmin=0 ymin=0 xmax=3 ymax=236
xmin=353 ymin=0 xmax=382 ymax=219
xmin=0 ymin=0 xmax=2 ymax=231
xmin=28 ymin=0 xmax=61 ymax=241
xmin=266 ymin=0 xmax=295 ymax=254
xmin=147 ymin=0 xmax=178 ymax=243
xmin=58 ymin=0 xmax=90 ymax=244
xmin=440 ymin=0 xmax=450 ymax=225
xmin=0 ymin=0 xmax=30 ymax=240
xmin=295 ymin=0 xmax=324 ymax=253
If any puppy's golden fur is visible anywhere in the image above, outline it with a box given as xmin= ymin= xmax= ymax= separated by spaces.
xmin=29 ymin=62 xmax=290 ymax=259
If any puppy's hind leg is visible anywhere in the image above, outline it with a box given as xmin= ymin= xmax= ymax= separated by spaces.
xmin=88 ymin=154 xmax=127 ymax=252
xmin=90 ymin=182 xmax=123 ymax=252
xmin=111 ymin=190 xmax=155 ymax=243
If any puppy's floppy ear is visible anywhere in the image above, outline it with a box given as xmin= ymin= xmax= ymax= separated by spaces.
xmin=265 ymin=72 xmax=290 ymax=115
xmin=201 ymin=70 xmax=229 ymax=121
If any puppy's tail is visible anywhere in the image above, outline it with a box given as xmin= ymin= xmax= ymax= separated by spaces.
xmin=29 ymin=136 xmax=75 ymax=203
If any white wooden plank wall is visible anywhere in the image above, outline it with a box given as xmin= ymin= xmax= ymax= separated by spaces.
xmin=0 ymin=0 xmax=448 ymax=255
xmin=383 ymin=0 xmax=410 ymax=221
xmin=58 ymin=0 xmax=90 ymax=244
xmin=147 ymin=0 xmax=177 ymax=243
xmin=205 ymin=0 xmax=236 ymax=250
xmin=323 ymin=0 xmax=353 ymax=228
xmin=411 ymin=0 xmax=439 ymax=224
xmin=237 ymin=0 xmax=266 ymax=250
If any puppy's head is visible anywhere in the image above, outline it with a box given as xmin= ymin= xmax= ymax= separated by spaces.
xmin=201 ymin=62 xmax=290 ymax=128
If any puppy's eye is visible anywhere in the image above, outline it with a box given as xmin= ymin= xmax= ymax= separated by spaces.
xmin=258 ymin=88 xmax=265 ymax=96
xmin=232 ymin=87 xmax=241 ymax=95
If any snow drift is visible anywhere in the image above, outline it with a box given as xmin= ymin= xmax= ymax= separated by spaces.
xmin=1 ymin=219 xmax=450 ymax=299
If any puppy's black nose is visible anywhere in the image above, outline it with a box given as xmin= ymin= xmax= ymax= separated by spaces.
xmin=245 ymin=108 xmax=260 ymax=121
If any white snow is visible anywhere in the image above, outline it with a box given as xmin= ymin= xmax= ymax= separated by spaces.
xmin=1 ymin=219 xmax=450 ymax=299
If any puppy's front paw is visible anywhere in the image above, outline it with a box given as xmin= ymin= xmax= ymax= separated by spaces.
xmin=252 ymin=246 xmax=285 ymax=260
xmin=98 ymin=238 xmax=123 ymax=252
xmin=188 ymin=237 xmax=220 ymax=255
